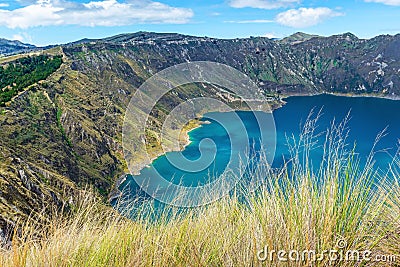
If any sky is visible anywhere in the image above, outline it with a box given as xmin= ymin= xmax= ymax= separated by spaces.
xmin=0 ymin=0 xmax=399 ymax=46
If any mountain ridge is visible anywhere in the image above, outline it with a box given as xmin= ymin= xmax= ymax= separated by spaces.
xmin=0 ymin=38 xmax=37 ymax=56
xmin=3 ymin=31 xmax=400 ymax=54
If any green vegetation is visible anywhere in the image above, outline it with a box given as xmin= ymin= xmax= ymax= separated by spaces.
xmin=56 ymin=107 xmax=72 ymax=147
xmin=1 ymin=121 xmax=399 ymax=266
xmin=0 ymin=55 xmax=62 ymax=106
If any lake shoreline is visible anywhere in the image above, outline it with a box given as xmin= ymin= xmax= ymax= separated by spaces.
xmin=281 ymin=91 xmax=400 ymax=101
xmin=112 ymin=92 xmax=399 ymax=197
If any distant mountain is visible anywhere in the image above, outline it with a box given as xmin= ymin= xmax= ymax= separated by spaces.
xmin=0 ymin=38 xmax=37 ymax=56
xmin=1 ymin=31 xmax=400 ymax=240
xmin=280 ymin=32 xmax=320 ymax=44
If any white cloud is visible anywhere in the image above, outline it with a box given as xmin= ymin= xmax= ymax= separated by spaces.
xmin=365 ymin=0 xmax=400 ymax=5
xmin=224 ymin=19 xmax=274 ymax=23
xmin=0 ymin=0 xmax=194 ymax=29
xmin=263 ymin=32 xmax=280 ymax=38
xmin=276 ymin=7 xmax=343 ymax=28
xmin=11 ymin=32 xmax=33 ymax=43
xmin=0 ymin=3 xmax=9 ymax=7
xmin=229 ymin=0 xmax=300 ymax=9
xmin=16 ymin=0 xmax=39 ymax=4
xmin=12 ymin=34 xmax=24 ymax=42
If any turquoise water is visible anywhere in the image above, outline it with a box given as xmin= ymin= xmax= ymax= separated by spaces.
xmin=116 ymin=94 xmax=399 ymax=208
xmin=273 ymin=94 xmax=399 ymax=169
xmin=131 ymin=111 xmax=274 ymax=188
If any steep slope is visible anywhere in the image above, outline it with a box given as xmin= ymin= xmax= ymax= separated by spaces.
xmin=0 ymin=32 xmax=399 ymax=242
xmin=286 ymin=33 xmax=400 ymax=96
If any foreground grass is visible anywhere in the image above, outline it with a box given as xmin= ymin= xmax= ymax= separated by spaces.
xmin=1 ymin=119 xmax=399 ymax=266
xmin=2 ymin=164 xmax=399 ymax=266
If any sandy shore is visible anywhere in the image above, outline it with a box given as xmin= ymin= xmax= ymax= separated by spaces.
xmin=127 ymin=119 xmax=204 ymax=176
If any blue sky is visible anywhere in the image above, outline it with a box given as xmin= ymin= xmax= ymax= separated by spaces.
xmin=0 ymin=0 xmax=399 ymax=46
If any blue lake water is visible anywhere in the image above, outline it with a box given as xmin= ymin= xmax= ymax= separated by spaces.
xmin=273 ymin=94 xmax=399 ymax=169
xmin=116 ymin=94 xmax=399 ymax=208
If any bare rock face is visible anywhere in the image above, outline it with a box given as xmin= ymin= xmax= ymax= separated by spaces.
xmin=0 ymin=32 xmax=400 ymax=237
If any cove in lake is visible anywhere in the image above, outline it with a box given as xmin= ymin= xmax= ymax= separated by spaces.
xmin=115 ymin=94 xmax=399 ymax=208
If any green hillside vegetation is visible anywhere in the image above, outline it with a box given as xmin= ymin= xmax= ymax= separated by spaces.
xmin=0 ymin=55 xmax=62 ymax=106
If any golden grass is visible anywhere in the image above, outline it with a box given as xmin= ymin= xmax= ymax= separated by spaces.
xmin=1 ymin=117 xmax=399 ymax=266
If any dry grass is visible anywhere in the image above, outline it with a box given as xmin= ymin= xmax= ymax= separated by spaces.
xmin=1 ymin=118 xmax=399 ymax=267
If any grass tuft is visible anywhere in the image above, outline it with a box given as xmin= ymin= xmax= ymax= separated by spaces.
xmin=1 ymin=118 xmax=399 ymax=266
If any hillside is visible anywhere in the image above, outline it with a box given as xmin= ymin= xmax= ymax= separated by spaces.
xmin=0 ymin=31 xmax=400 ymax=241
